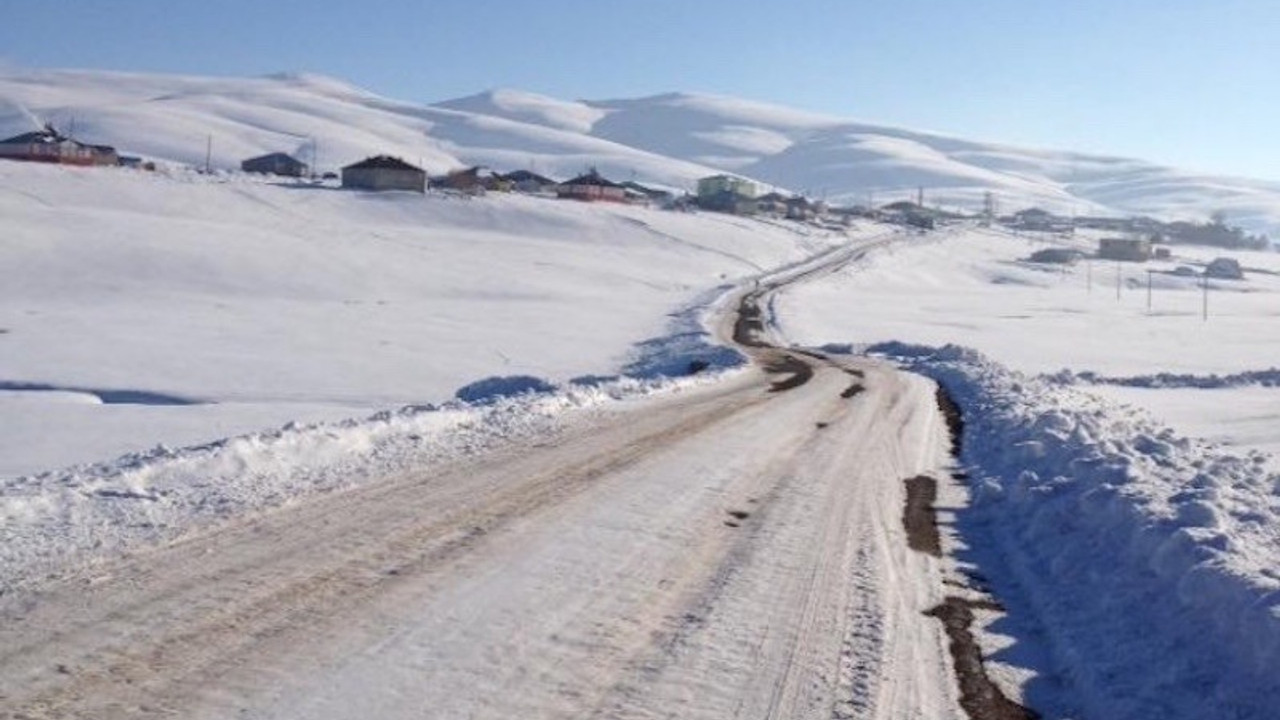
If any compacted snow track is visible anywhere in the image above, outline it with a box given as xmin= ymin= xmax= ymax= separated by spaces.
xmin=0 ymin=236 xmax=965 ymax=719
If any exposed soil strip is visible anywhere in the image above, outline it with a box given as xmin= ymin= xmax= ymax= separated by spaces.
xmin=902 ymin=475 xmax=941 ymax=557
xmin=920 ymin=380 xmax=1039 ymax=719
xmin=840 ymin=383 xmax=865 ymax=399
xmin=764 ymin=354 xmax=814 ymax=392
xmin=925 ymin=598 xmax=1039 ymax=720
xmin=934 ymin=384 xmax=964 ymax=457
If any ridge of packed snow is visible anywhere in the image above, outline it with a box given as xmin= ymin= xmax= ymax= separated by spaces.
xmin=1050 ymin=367 xmax=1280 ymax=389
xmin=872 ymin=341 xmax=1280 ymax=719
xmin=0 ymin=371 xmax=736 ymax=596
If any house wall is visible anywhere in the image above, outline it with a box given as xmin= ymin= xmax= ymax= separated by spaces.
xmin=243 ymin=156 xmax=306 ymax=176
xmin=697 ymin=175 xmax=757 ymax=199
xmin=559 ymin=184 xmax=626 ymax=202
xmin=342 ymin=167 xmax=426 ymax=193
xmin=0 ymin=141 xmax=97 ymax=166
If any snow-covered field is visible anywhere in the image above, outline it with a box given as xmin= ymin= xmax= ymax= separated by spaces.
xmin=773 ymin=228 xmax=1280 ymax=718
xmin=1 ymin=161 xmax=860 ymax=479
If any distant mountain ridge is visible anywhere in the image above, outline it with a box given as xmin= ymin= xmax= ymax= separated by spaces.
xmin=2 ymin=68 xmax=1278 ymax=235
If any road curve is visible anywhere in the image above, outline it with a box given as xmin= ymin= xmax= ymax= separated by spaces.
xmin=0 ymin=234 xmax=961 ymax=719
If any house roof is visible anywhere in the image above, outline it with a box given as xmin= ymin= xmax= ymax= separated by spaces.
xmin=501 ymin=169 xmax=556 ymax=184
xmin=343 ymin=155 xmax=423 ymax=172
xmin=1 ymin=128 xmax=65 ymax=145
xmin=619 ymin=180 xmax=670 ymax=197
xmin=244 ymin=152 xmax=304 ymax=165
xmin=562 ymin=169 xmax=622 ymax=188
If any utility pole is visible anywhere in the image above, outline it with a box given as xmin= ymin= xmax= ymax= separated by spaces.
xmin=1146 ymin=270 xmax=1153 ymax=313
xmin=204 ymin=134 xmax=212 ymax=174
xmin=1202 ymin=274 xmax=1209 ymax=321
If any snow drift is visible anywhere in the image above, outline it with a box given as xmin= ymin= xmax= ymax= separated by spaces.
xmin=873 ymin=341 xmax=1280 ymax=719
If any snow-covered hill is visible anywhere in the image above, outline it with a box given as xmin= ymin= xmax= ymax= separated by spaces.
xmin=4 ymin=68 xmax=1280 ymax=233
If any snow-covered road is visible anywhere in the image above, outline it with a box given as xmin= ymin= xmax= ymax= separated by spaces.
xmin=0 ymin=238 xmax=974 ymax=719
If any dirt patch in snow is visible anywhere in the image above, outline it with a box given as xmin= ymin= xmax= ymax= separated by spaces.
xmin=934 ymin=383 xmax=964 ymax=456
xmin=926 ymin=597 xmax=1038 ymax=720
xmin=902 ymin=475 xmax=941 ymax=557
xmin=763 ymin=354 xmax=814 ymax=392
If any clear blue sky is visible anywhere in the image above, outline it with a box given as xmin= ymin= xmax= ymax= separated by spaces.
xmin=4 ymin=0 xmax=1277 ymax=180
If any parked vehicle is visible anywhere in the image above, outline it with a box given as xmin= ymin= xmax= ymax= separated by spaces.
xmin=1205 ymin=257 xmax=1244 ymax=279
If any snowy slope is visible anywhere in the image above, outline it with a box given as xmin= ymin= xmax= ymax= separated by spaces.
xmin=0 ymin=160 xmax=858 ymax=477
xmin=444 ymin=89 xmax=1280 ymax=232
xmin=0 ymin=70 xmax=718 ymax=189
xmin=4 ymin=68 xmax=1280 ymax=231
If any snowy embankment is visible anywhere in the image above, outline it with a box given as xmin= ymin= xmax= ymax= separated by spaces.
xmin=772 ymin=228 xmax=1280 ymax=717
xmin=0 ymin=373 xmax=730 ymax=596
xmin=873 ymin=342 xmax=1279 ymax=718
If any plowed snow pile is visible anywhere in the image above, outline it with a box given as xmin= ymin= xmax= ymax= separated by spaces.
xmin=776 ymin=228 xmax=1280 ymax=718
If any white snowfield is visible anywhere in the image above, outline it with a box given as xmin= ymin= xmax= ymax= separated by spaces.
xmin=4 ymin=68 xmax=1280 ymax=233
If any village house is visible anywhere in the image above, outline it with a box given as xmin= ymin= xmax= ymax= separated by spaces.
xmin=694 ymin=174 xmax=761 ymax=215
xmin=341 ymin=155 xmax=426 ymax=193
xmin=556 ymin=169 xmax=627 ymax=202
xmin=500 ymin=169 xmax=558 ymax=194
xmin=619 ymin=180 xmax=673 ymax=206
xmin=0 ymin=125 xmax=118 ymax=166
xmin=1009 ymin=207 xmax=1059 ymax=231
xmin=755 ymin=192 xmax=790 ymax=216
xmin=696 ymin=174 xmax=758 ymax=200
xmin=241 ymin=152 xmax=308 ymax=177
xmin=785 ymin=196 xmax=826 ymax=222
xmin=430 ymin=166 xmax=510 ymax=194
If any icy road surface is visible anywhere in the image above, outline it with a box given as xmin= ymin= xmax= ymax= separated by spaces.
xmin=0 ymin=357 xmax=961 ymax=719
xmin=0 ymin=234 xmax=969 ymax=718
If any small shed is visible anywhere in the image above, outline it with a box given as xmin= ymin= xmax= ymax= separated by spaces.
xmin=341 ymin=155 xmax=426 ymax=193
xmin=557 ymin=169 xmax=627 ymax=202
xmin=1098 ymin=237 xmax=1152 ymax=262
xmin=241 ymin=152 xmax=308 ymax=177
xmin=1028 ymin=247 xmax=1083 ymax=265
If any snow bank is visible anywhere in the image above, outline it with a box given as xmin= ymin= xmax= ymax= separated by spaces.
xmin=1052 ymin=366 xmax=1280 ymax=390
xmin=871 ymin=341 xmax=1280 ymax=719
xmin=0 ymin=373 xmax=730 ymax=596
